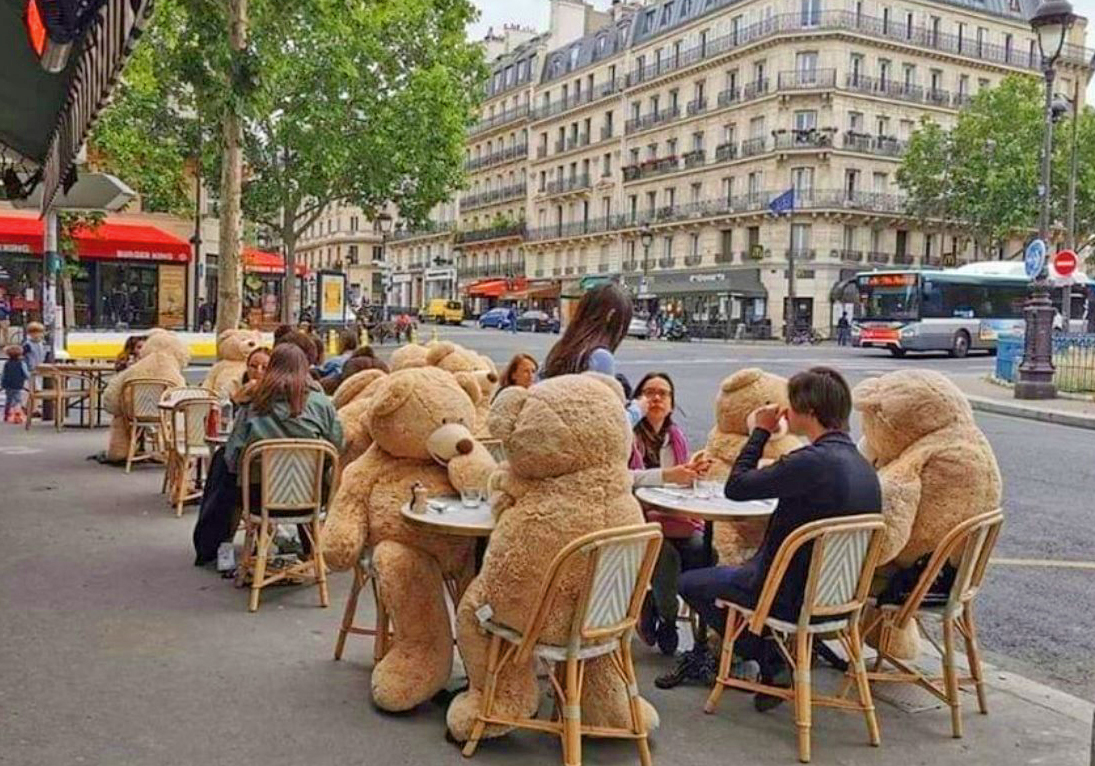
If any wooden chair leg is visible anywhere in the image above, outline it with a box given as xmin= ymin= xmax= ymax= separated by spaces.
xmin=374 ymin=580 xmax=390 ymax=662
xmin=705 ymin=609 xmax=741 ymax=714
xmin=961 ymin=608 xmax=989 ymax=715
xmin=312 ymin=520 xmax=329 ymax=608
xmin=125 ymin=422 xmax=139 ymax=473
xmin=462 ymin=633 xmax=503 ymax=758
xmin=848 ymin=621 xmax=881 ymax=747
xmin=942 ymin=616 xmax=963 ymax=738
xmin=248 ymin=522 xmax=272 ymax=613
xmin=334 ymin=563 xmax=366 ymax=660
xmin=562 ymin=656 xmax=582 ymax=766
xmin=794 ymin=631 xmax=813 ymax=763
xmin=174 ymin=456 xmax=191 ymax=517
xmin=620 ymin=641 xmax=652 ymax=766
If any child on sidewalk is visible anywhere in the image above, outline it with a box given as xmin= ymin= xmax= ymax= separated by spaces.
xmin=2 ymin=345 xmax=29 ymax=423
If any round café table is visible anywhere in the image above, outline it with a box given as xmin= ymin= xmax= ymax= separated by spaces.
xmin=634 ymin=486 xmax=776 ymax=638
xmin=400 ymin=496 xmax=495 ymax=537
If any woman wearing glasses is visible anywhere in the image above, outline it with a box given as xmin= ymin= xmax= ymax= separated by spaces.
xmin=629 ymin=372 xmax=712 ymax=656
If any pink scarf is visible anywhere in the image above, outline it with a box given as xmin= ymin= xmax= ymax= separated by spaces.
xmin=630 ymin=421 xmax=704 ymax=537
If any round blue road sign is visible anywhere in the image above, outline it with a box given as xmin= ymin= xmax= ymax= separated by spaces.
xmin=1024 ymin=239 xmax=1046 ymax=279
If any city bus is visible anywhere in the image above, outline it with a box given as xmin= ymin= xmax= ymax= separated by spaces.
xmin=853 ymin=263 xmax=1090 ymax=357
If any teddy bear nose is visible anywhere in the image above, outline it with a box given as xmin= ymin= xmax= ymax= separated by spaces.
xmin=456 ymin=438 xmax=473 ymax=455
xmin=487 ymin=372 xmax=498 ymax=383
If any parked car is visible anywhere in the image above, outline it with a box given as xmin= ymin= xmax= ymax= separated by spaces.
xmin=422 ymin=299 xmax=464 ymax=325
xmin=515 ymin=310 xmax=560 ymax=333
xmin=478 ymin=307 xmax=511 ymax=329
xmin=627 ymin=316 xmax=651 ymax=339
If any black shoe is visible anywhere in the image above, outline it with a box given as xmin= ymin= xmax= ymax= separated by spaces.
xmin=655 ymin=619 xmax=679 ymax=656
xmin=654 ymin=646 xmax=715 ymax=689
xmin=754 ymin=665 xmax=792 ymax=712
xmin=637 ymin=593 xmax=657 ymax=647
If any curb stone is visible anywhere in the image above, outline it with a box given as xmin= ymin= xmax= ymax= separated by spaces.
xmin=966 ymin=395 xmax=1095 ymax=430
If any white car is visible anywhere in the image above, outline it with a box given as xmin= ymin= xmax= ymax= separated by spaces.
xmin=627 ymin=317 xmax=651 ymax=339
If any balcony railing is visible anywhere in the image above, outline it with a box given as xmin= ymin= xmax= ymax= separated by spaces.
xmin=684 ymin=255 xmax=703 ymax=266
xmin=621 ymin=156 xmax=680 ymax=182
xmin=893 ymin=253 xmax=916 ymax=265
xmin=714 ymin=142 xmax=738 ymax=163
xmin=465 ymin=143 xmax=528 ymax=171
xmin=658 ymin=257 xmax=677 ymax=268
xmin=867 ymin=251 xmax=892 ymax=264
xmin=390 ymin=222 xmax=455 ymax=241
xmin=622 ymin=260 xmax=638 ymax=272
xmin=623 ymin=10 xmax=1091 ymax=90
xmin=536 ymin=145 xmax=548 ymax=159
xmin=772 ymin=128 xmax=836 ymax=151
xmin=683 ymin=149 xmax=706 ymax=168
xmin=842 ymin=132 xmax=907 ymax=157
xmin=740 ymin=137 xmax=766 ymax=157
xmin=601 ymin=124 xmax=614 ymax=140
xmin=714 ymin=252 xmax=735 ymax=264
xmin=459 ymin=183 xmax=528 ymax=210
xmin=597 ymin=262 xmax=609 ymax=273
xmin=624 ymin=106 xmax=681 ymax=135
xmin=544 ymin=174 xmax=592 ymax=196
xmin=836 ymin=249 xmax=864 ymax=262
xmin=776 ymin=68 xmax=837 ymax=90
xmin=455 ymin=221 xmax=526 ymax=244
xmin=686 ymin=97 xmax=708 ymax=116
xmin=786 ymin=249 xmax=817 ymax=261
xmin=531 ymin=78 xmax=626 ymax=121
xmin=469 ymin=104 xmax=530 ymax=136
xmin=564 ymin=133 xmax=591 ymax=151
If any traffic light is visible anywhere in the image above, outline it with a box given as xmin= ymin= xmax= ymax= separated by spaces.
xmin=24 ymin=0 xmax=107 ymax=73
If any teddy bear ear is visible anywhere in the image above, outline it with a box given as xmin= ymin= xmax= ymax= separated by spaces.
xmin=426 ymin=341 xmax=455 ymax=366
xmin=488 ymin=385 xmax=530 ymax=440
xmin=453 ymin=371 xmax=481 ymax=404
xmin=851 ymin=377 xmax=882 ymax=413
xmin=720 ymin=368 xmax=763 ymax=394
xmin=368 ymin=372 xmax=416 ymax=420
xmin=217 ymin=329 xmax=234 ymax=343
xmin=583 ymin=371 xmax=625 ymax=403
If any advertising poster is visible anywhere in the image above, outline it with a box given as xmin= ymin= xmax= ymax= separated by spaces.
xmin=157 ymin=264 xmax=187 ymax=328
xmin=318 ymin=271 xmax=346 ymax=323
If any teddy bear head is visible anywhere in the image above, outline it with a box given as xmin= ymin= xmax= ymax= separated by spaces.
xmin=425 ymin=340 xmax=480 ymax=373
xmin=216 ymin=329 xmax=262 ymax=362
xmin=332 ymin=368 xmax=387 ymax=409
xmin=389 ymin=343 xmax=429 ymax=371
xmin=713 ymin=368 xmax=790 ymax=436
xmin=139 ymin=328 xmax=191 ymax=369
xmin=366 ymin=366 xmax=477 ymax=460
xmin=488 ymin=372 xmax=629 ymax=479
xmin=853 ymin=369 xmax=974 ymax=465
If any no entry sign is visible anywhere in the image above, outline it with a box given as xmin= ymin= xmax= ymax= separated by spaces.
xmin=1053 ymin=250 xmax=1078 ymax=278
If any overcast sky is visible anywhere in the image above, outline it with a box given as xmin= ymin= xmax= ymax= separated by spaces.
xmin=468 ymin=0 xmax=1095 ymax=100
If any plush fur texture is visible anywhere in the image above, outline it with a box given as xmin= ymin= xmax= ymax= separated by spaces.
xmin=854 ymin=370 xmax=1002 ymax=658
xmin=423 ymin=341 xmax=499 ymax=437
xmin=693 ymin=368 xmax=803 ymax=564
xmin=321 ymin=367 xmax=495 ymax=712
xmin=388 ymin=343 xmax=429 ymax=371
xmin=446 ymin=373 xmax=659 ymax=742
xmin=102 ymin=330 xmax=189 ymax=461
xmin=333 ymin=369 xmax=388 ymax=472
xmin=201 ymin=329 xmax=262 ymax=399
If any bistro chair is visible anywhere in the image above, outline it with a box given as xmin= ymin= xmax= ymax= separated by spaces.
xmin=122 ymin=378 xmax=174 ymax=472
xmin=462 ymin=523 xmax=663 ymax=766
xmin=166 ymin=396 xmax=217 ymax=517
xmin=159 ymin=387 xmax=216 ymax=497
xmin=704 ymin=514 xmax=886 ymax=764
xmin=24 ymin=368 xmax=72 ymax=431
xmin=236 ymin=438 xmax=339 ymax=613
xmin=861 ymin=508 xmax=1004 ymax=739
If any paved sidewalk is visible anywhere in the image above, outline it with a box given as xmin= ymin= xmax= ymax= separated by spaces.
xmin=0 ymin=427 xmax=1091 ymax=766
xmin=951 ymin=375 xmax=1095 ymax=430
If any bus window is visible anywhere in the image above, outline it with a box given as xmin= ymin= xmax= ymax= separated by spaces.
xmin=858 ymin=273 xmax=919 ymax=320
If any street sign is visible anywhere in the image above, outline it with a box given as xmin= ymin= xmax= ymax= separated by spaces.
xmin=1024 ymin=239 xmax=1047 ymax=279
xmin=1052 ymin=249 xmax=1078 ymax=278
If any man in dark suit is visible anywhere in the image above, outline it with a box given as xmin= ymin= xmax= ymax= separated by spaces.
xmin=658 ymin=367 xmax=881 ymax=709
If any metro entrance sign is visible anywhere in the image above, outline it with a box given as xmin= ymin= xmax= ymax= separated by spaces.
xmin=1052 ymin=249 xmax=1078 ymax=279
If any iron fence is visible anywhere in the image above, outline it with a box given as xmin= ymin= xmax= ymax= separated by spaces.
xmin=996 ymin=334 xmax=1095 ymax=393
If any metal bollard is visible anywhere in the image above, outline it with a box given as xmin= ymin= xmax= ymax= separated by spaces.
xmin=360 ymin=326 xmax=370 ymax=348
xmin=327 ymin=329 xmax=337 ymax=356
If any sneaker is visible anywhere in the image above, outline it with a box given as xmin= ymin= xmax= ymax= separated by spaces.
xmin=655 ymin=619 xmax=679 ymax=656
xmin=731 ymin=657 xmax=761 ymax=683
xmin=754 ymin=664 xmax=792 ymax=712
xmin=654 ymin=646 xmax=716 ymax=689
xmin=637 ymin=593 xmax=658 ymax=647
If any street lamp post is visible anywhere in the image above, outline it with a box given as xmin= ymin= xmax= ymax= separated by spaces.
xmin=639 ymin=223 xmax=653 ymax=302
xmin=451 ymin=245 xmax=463 ymax=302
xmin=376 ymin=211 xmax=393 ymax=320
xmin=1016 ymin=0 xmax=1076 ymax=400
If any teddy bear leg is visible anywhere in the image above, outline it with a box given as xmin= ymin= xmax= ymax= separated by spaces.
xmin=578 ymin=654 xmax=659 ymax=734
xmin=106 ymin=416 xmax=130 ymax=462
xmin=447 ymin=577 xmax=539 ymax=743
xmin=370 ymin=540 xmax=454 ymax=712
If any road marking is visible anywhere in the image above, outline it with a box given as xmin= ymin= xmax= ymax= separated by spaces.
xmin=0 ymin=446 xmax=43 ymax=455
xmin=991 ymin=557 xmax=1095 ymax=570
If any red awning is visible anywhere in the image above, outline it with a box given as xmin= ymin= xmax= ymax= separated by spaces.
xmin=466 ymin=279 xmax=508 ymax=297
xmin=243 ymin=248 xmax=308 ymax=276
xmin=0 ymin=216 xmax=190 ymax=262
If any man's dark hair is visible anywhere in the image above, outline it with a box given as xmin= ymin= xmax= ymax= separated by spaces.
xmin=788 ymin=366 xmax=852 ymax=430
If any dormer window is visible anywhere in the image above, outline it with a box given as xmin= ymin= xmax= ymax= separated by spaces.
xmin=661 ymin=1 xmax=674 ymax=25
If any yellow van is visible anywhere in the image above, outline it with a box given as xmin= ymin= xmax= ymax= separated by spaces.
xmin=423 ymin=299 xmax=465 ymax=325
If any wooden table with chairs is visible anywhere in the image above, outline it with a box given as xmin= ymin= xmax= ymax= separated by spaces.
xmin=27 ymin=362 xmax=116 ymax=430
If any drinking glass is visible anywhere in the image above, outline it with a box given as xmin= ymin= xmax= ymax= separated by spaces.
xmin=460 ymin=487 xmax=481 ymax=508
xmin=694 ymin=479 xmax=721 ymax=499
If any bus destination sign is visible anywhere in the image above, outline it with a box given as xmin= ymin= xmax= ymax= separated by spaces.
xmin=861 ymin=274 xmax=917 ymax=287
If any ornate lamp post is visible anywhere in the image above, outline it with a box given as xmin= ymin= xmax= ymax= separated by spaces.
xmin=639 ymin=222 xmax=654 ymax=301
xmin=1015 ymin=0 xmax=1076 ymax=400
xmin=449 ymin=245 xmax=462 ymax=301
xmin=375 ymin=211 xmax=393 ymax=319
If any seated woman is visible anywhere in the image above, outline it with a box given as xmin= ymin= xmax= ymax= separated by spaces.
xmin=113 ymin=334 xmax=147 ymax=372
xmin=493 ymin=353 xmax=537 ymax=400
xmin=629 ymin=372 xmax=711 ymax=656
xmin=229 ymin=346 xmax=271 ymax=407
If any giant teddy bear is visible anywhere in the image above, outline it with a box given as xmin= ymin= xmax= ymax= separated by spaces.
xmin=694 ymin=368 xmax=802 ymax=564
xmin=446 ymin=373 xmax=659 ymax=743
xmin=201 ymin=329 xmax=263 ymax=399
xmin=322 ymin=366 xmax=496 ymax=711
xmin=102 ymin=329 xmax=190 ymax=462
xmin=853 ymin=369 xmax=1002 ymax=658
xmin=332 ymin=368 xmax=389 ymax=473
xmin=390 ymin=341 xmax=499 ymax=436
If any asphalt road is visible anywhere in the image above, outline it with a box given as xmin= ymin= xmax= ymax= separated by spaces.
xmin=386 ymin=326 xmax=1095 ymax=700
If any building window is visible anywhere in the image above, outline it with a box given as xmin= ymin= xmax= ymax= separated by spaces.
xmin=690 ymin=182 xmax=702 ymax=203
xmin=690 ymin=232 xmax=700 ymax=257
xmin=722 ymin=176 xmax=734 ymax=202
xmin=602 ymin=153 xmax=612 ymax=176
xmin=791 ymin=167 xmax=814 ymax=196
xmin=662 ymin=236 xmax=674 ymax=259
xmin=849 ymin=111 xmax=864 ymax=132
xmin=692 ymin=131 xmax=704 ymax=151
xmin=791 ymin=223 xmax=811 ymax=252
xmin=850 ymin=53 xmax=864 ymax=85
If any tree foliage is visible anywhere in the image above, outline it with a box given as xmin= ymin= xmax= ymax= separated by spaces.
xmin=898 ymin=74 xmax=1095 ymax=256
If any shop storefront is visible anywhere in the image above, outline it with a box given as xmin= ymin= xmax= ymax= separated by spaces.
xmin=500 ymin=280 xmax=560 ymax=314
xmin=0 ymin=215 xmax=190 ymax=329
xmin=621 ymin=267 xmax=769 ymax=338
xmin=463 ymin=278 xmax=509 ymax=317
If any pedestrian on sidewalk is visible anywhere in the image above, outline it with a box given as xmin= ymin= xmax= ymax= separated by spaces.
xmin=837 ymin=311 xmax=851 ymax=346
xmin=0 ymin=291 xmax=11 ymax=346
xmin=660 ymin=367 xmax=881 ymax=709
xmin=22 ymin=322 xmax=48 ymax=372
xmin=2 ymin=345 xmax=29 ymax=423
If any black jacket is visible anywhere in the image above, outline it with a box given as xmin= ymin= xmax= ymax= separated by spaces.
xmin=725 ymin=429 xmax=881 ymax=622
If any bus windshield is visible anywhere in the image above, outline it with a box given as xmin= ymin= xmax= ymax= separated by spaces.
xmin=857 ymin=273 xmax=920 ymax=321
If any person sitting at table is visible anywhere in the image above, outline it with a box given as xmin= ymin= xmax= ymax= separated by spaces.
xmin=662 ymin=367 xmax=881 ymax=706
xmin=113 ymin=335 xmax=147 ymax=372
xmin=630 ymin=372 xmax=713 ymax=656
xmin=493 ymin=353 xmax=537 ymax=401
xmin=229 ymin=346 xmax=271 ymax=407
xmin=319 ymin=346 xmax=388 ymax=394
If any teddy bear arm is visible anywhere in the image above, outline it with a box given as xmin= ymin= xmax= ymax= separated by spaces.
xmin=323 ymin=449 xmax=385 ymax=570
xmin=446 ymin=443 xmax=497 ymax=494
xmin=877 ymin=469 xmax=922 ymax=565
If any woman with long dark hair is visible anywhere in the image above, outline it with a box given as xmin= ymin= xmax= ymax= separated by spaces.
xmin=541 ymin=283 xmax=632 ymax=378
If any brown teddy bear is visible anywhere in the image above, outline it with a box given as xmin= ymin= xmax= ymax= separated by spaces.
xmin=322 ymin=366 xmax=496 ymax=712
xmin=693 ymin=368 xmax=803 ymax=564
xmin=853 ymin=369 xmax=1002 ymax=658
xmin=388 ymin=343 xmax=428 ymax=371
xmin=201 ymin=329 xmax=263 ymax=399
xmin=333 ymin=369 xmax=388 ymax=472
xmin=446 ymin=373 xmax=659 ymax=743
xmin=423 ymin=341 xmax=499 ymax=437
xmin=102 ymin=329 xmax=190 ymax=461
